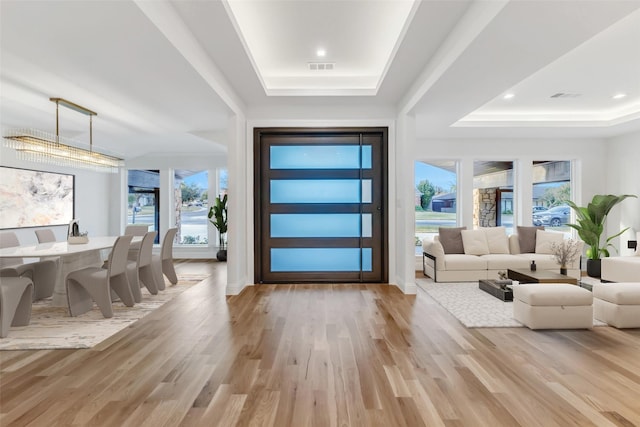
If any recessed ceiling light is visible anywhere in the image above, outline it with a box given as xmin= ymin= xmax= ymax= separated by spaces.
xmin=503 ymin=93 xmax=515 ymax=100
xmin=612 ymin=93 xmax=627 ymax=99
xmin=316 ymin=49 xmax=326 ymax=58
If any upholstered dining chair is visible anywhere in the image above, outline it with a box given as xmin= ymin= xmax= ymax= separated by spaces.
xmin=0 ymin=276 xmax=33 ymax=338
xmin=35 ymin=229 xmax=56 ymax=243
xmin=152 ymin=227 xmax=178 ymax=290
xmin=124 ymin=225 xmax=149 ymax=236
xmin=0 ymin=232 xmax=57 ymax=301
xmin=126 ymin=231 xmax=158 ymax=303
xmin=66 ymin=235 xmax=135 ymax=318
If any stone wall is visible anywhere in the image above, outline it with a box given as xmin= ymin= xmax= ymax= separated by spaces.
xmin=473 ymin=187 xmax=497 ymax=227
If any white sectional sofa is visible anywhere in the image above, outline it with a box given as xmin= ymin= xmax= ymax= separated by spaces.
xmin=601 ymin=231 xmax=640 ymax=282
xmin=422 ymin=226 xmax=582 ymax=282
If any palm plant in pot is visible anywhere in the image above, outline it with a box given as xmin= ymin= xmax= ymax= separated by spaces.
xmin=208 ymin=194 xmax=228 ymax=262
xmin=567 ymin=194 xmax=636 ymax=277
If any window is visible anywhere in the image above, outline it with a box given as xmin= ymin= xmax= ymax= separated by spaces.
xmin=473 ymin=161 xmax=514 ymax=235
xmin=532 ymin=161 xmax=572 ymax=237
xmin=415 ymin=161 xmax=458 ymax=255
xmin=174 ymin=170 xmax=209 ymax=245
xmin=127 ymin=170 xmax=159 ymax=243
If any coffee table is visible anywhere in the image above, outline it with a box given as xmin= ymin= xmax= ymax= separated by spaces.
xmin=507 ymin=268 xmax=578 ymax=285
xmin=479 ymin=279 xmax=513 ymax=301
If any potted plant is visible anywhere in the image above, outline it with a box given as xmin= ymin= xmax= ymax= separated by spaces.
xmin=567 ymin=194 xmax=637 ymax=277
xmin=208 ymin=194 xmax=228 ymax=262
xmin=549 ymin=239 xmax=581 ymax=275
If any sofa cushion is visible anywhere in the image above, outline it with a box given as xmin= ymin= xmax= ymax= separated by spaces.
xmin=485 ymin=227 xmax=509 ymax=254
xmin=461 ymin=229 xmax=490 ymax=255
xmin=444 ymin=254 xmax=488 ymax=270
xmin=517 ymin=226 xmax=544 ymax=253
xmin=514 ymin=284 xmax=593 ymax=306
xmin=482 ymin=254 xmax=530 ymax=270
xmin=439 ymin=227 xmax=466 ymax=254
xmin=593 ymin=282 xmax=640 ymax=305
xmin=535 ymin=230 xmax=564 ymax=254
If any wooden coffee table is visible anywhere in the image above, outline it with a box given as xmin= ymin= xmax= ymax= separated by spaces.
xmin=507 ymin=268 xmax=578 ymax=285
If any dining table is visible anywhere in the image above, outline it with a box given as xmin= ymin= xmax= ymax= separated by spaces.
xmin=0 ymin=236 xmax=141 ymax=307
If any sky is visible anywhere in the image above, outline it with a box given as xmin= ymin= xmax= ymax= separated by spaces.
xmin=183 ymin=169 xmax=228 ymax=193
xmin=415 ymin=161 xmax=456 ymax=191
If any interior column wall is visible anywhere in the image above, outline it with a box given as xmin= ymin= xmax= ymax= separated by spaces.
xmin=605 ymin=130 xmax=640 ymax=256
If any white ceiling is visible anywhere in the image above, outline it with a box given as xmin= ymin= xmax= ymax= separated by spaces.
xmin=1 ymin=0 xmax=639 ymax=160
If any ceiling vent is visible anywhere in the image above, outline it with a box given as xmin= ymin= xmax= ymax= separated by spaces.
xmin=550 ymin=92 xmax=581 ymax=98
xmin=308 ymin=62 xmax=335 ymax=71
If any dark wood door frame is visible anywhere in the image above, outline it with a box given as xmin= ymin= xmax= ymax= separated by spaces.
xmin=253 ymin=127 xmax=388 ymax=284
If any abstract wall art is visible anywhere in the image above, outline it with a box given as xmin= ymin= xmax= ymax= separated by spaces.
xmin=0 ymin=166 xmax=74 ymax=229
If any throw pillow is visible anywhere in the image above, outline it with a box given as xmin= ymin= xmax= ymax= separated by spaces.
xmin=439 ymin=227 xmax=466 ymax=254
xmin=461 ymin=229 xmax=490 ymax=255
xmin=535 ymin=230 xmax=564 ymax=254
xmin=517 ymin=226 xmax=544 ymax=253
xmin=484 ymin=227 xmax=510 ymax=254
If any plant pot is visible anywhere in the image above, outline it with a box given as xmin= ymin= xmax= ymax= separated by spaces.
xmin=586 ymin=258 xmax=601 ymax=278
xmin=216 ymin=249 xmax=227 ymax=262
xmin=560 ymin=267 xmax=567 ymax=275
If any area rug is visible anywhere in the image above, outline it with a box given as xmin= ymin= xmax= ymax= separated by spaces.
xmin=416 ymin=279 xmax=606 ymax=328
xmin=0 ymin=274 xmax=209 ymax=350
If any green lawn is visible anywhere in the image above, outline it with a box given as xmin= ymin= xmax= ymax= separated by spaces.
xmin=415 ymin=211 xmax=456 ymax=220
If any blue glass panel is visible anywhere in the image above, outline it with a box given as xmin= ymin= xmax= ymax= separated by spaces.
xmin=272 ymin=248 xmax=369 ymax=272
xmin=271 ymin=180 xmax=361 ymax=203
xmin=271 ymin=146 xmax=361 ymax=169
xmin=271 ymin=214 xmax=361 ymax=237
xmin=362 ymin=146 xmax=372 ymax=169
xmin=362 ymin=248 xmax=372 ymax=272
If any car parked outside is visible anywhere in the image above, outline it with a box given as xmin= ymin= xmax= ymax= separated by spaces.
xmin=533 ymin=205 xmax=571 ymax=226
xmin=532 ymin=206 xmax=547 ymax=214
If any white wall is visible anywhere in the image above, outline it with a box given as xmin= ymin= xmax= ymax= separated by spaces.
xmin=605 ymin=130 xmax=640 ymax=256
xmin=1 ymin=146 xmax=113 ymax=245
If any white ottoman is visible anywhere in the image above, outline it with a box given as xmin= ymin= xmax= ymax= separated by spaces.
xmin=593 ymin=282 xmax=640 ymax=328
xmin=513 ymin=284 xmax=593 ymax=330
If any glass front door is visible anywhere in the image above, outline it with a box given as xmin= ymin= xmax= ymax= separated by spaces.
xmin=254 ymin=128 xmax=388 ymax=283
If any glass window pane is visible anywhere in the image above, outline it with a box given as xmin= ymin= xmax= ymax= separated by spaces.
xmin=361 ymin=146 xmax=372 ymax=169
xmin=533 ymin=161 xmax=571 ymax=238
xmin=361 ymin=180 xmax=372 ymax=203
xmin=473 ymin=161 xmax=514 ymax=235
xmin=174 ymin=170 xmax=209 ymax=245
xmin=271 ymin=214 xmax=361 ymax=238
xmin=272 ymin=248 xmax=370 ymax=272
xmin=127 ymin=169 xmax=160 ymax=244
xmin=362 ymin=248 xmax=372 ymax=272
xmin=414 ymin=161 xmax=458 ymax=256
xmin=271 ymin=180 xmax=361 ymax=203
xmin=362 ymin=214 xmax=372 ymax=237
xmin=271 ymin=145 xmax=362 ymax=169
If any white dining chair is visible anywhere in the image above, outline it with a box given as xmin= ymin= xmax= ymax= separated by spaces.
xmin=66 ymin=235 xmax=135 ymax=318
xmin=124 ymin=225 xmax=149 ymax=236
xmin=35 ymin=229 xmax=56 ymax=243
xmin=152 ymin=228 xmax=178 ymax=289
xmin=0 ymin=232 xmax=57 ymax=301
xmin=0 ymin=276 xmax=33 ymax=338
xmin=126 ymin=231 xmax=158 ymax=303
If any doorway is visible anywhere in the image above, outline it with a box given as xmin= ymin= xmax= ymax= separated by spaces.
xmin=254 ymin=128 xmax=388 ymax=283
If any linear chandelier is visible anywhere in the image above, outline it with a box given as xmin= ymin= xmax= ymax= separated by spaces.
xmin=3 ymin=98 xmax=124 ymax=173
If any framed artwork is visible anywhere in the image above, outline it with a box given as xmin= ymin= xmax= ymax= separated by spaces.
xmin=0 ymin=166 xmax=75 ymax=229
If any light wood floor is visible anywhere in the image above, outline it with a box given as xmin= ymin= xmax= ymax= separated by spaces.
xmin=1 ymin=260 xmax=639 ymax=426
